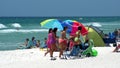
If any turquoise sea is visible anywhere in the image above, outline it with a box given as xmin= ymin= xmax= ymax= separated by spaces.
xmin=0 ymin=16 xmax=120 ymax=51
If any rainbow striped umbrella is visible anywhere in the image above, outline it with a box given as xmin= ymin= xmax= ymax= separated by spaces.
xmin=62 ymin=20 xmax=88 ymax=36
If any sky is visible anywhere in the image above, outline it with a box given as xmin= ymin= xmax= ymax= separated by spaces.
xmin=0 ymin=0 xmax=120 ymax=17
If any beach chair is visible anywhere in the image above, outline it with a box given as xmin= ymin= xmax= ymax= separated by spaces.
xmin=66 ymin=39 xmax=95 ymax=59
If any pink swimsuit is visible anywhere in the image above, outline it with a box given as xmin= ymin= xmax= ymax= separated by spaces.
xmin=47 ymin=33 xmax=56 ymax=48
xmin=59 ymin=38 xmax=67 ymax=45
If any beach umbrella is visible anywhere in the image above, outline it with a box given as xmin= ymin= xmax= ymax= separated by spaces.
xmin=62 ymin=20 xmax=88 ymax=36
xmin=40 ymin=19 xmax=63 ymax=30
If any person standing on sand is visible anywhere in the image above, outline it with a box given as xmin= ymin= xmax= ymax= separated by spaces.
xmin=44 ymin=28 xmax=52 ymax=56
xmin=49 ymin=28 xmax=58 ymax=60
xmin=58 ymin=26 xmax=68 ymax=59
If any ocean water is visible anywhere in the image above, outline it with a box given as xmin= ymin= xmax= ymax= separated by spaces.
xmin=0 ymin=17 xmax=120 ymax=51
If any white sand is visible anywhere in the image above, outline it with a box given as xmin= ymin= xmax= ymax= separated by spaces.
xmin=0 ymin=47 xmax=120 ymax=68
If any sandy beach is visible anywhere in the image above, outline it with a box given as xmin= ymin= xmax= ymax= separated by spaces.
xmin=0 ymin=47 xmax=120 ymax=68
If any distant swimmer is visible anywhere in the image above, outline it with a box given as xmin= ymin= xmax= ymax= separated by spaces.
xmin=17 ymin=38 xmax=29 ymax=49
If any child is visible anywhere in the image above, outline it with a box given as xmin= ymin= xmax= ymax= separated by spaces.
xmin=36 ymin=40 xmax=40 ymax=47
xmin=69 ymin=36 xmax=75 ymax=51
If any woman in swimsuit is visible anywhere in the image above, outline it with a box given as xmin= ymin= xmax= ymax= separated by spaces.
xmin=69 ymin=26 xmax=82 ymax=56
xmin=59 ymin=26 xmax=68 ymax=58
xmin=49 ymin=28 xmax=58 ymax=60
xmin=44 ymin=28 xmax=52 ymax=56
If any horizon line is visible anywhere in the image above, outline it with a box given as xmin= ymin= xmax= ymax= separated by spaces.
xmin=0 ymin=16 xmax=120 ymax=18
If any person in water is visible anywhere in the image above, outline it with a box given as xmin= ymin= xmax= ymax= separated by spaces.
xmin=17 ymin=38 xmax=29 ymax=49
xmin=23 ymin=38 xmax=29 ymax=46
xmin=26 ymin=37 xmax=37 ymax=49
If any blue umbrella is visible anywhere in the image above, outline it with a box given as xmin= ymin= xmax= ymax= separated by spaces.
xmin=40 ymin=19 xmax=63 ymax=30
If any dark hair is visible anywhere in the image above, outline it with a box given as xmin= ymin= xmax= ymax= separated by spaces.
xmin=32 ymin=37 xmax=35 ymax=41
xmin=53 ymin=28 xmax=58 ymax=37
xmin=53 ymin=28 xmax=58 ymax=33
xmin=44 ymin=37 xmax=47 ymax=40
xmin=26 ymin=38 xmax=29 ymax=41
xmin=78 ymin=26 xmax=82 ymax=30
xmin=63 ymin=26 xmax=68 ymax=31
xmin=37 ymin=40 xmax=40 ymax=42
xmin=48 ymin=28 xmax=52 ymax=33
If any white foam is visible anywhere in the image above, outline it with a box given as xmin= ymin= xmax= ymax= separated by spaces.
xmin=83 ymin=22 xmax=102 ymax=28
xmin=101 ymin=23 xmax=120 ymax=26
xmin=11 ymin=23 xmax=22 ymax=28
xmin=84 ymin=21 xmax=120 ymax=26
xmin=79 ymin=18 xmax=83 ymax=20
xmin=0 ymin=23 xmax=7 ymax=29
xmin=91 ymin=22 xmax=102 ymax=27
xmin=0 ymin=29 xmax=48 ymax=33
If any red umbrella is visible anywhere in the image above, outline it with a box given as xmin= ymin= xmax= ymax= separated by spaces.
xmin=62 ymin=20 xmax=88 ymax=36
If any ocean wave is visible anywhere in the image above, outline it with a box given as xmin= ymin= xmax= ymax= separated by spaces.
xmin=83 ymin=22 xmax=102 ymax=27
xmin=101 ymin=23 xmax=120 ymax=26
xmin=0 ymin=29 xmax=48 ymax=33
xmin=11 ymin=23 xmax=22 ymax=28
xmin=0 ymin=23 xmax=7 ymax=29
xmin=84 ymin=21 xmax=120 ymax=26
xmin=91 ymin=22 xmax=102 ymax=27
